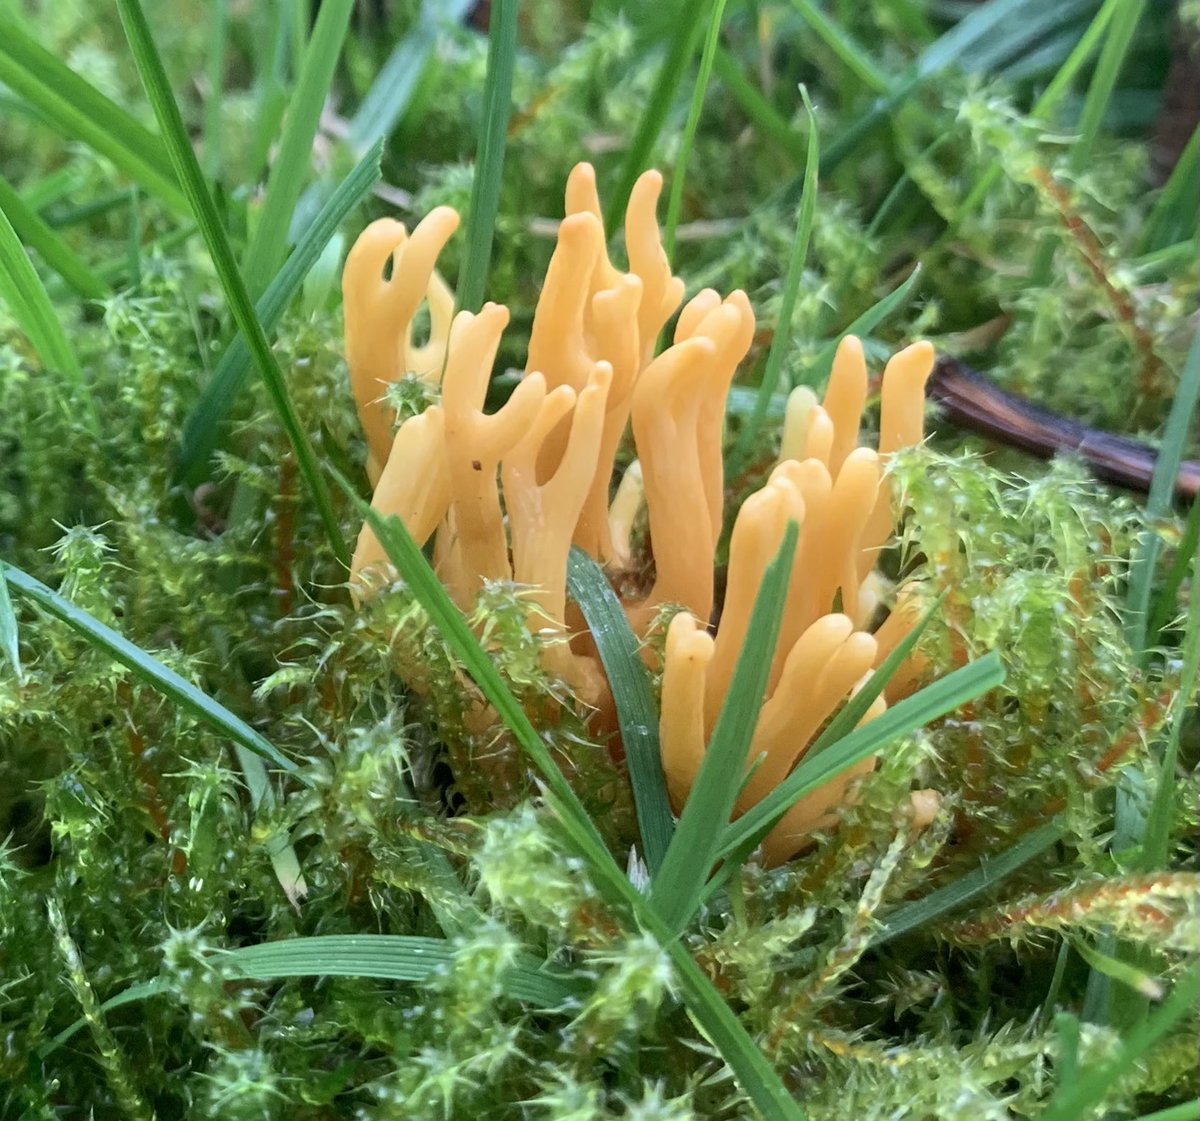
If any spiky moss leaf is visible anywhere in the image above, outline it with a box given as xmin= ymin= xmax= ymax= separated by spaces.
xmin=941 ymin=872 xmax=1200 ymax=952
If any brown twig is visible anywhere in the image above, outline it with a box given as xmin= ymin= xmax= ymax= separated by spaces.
xmin=928 ymin=357 xmax=1199 ymax=503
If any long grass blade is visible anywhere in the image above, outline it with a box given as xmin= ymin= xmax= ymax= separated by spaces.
xmin=2 ymin=561 xmax=299 ymax=775
xmin=117 ymin=0 xmax=349 ymax=568
xmin=241 ymin=0 xmax=355 ymax=297
xmin=1138 ymin=582 xmax=1198 ymax=872
xmin=0 ymin=173 xmax=107 ymax=300
xmin=1135 ymin=1100 xmax=1200 ymax=1121
xmin=41 ymin=936 xmax=580 ymax=1054
xmin=604 ymin=4 xmax=708 ymax=236
xmin=663 ymin=0 xmax=729 ymax=259
xmin=176 ymin=140 xmax=383 ymax=484
xmin=566 ymin=546 xmax=673 ymax=878
xmin=1072 ymin=0 xmax=1146 ymax=168
xmin=456 ymin=0 xmax=517 ymax=314
xmin=0 ymin=17 xmax=185 ymax=212
xmin=1126 ymin=331 xmax=1200 ymax=654
xmin=1140 ymin=129 xmax=1198 ymax=253
xmin=800 ymin=264 xmax=922 ymax=388
xmin=710 ymin=47 xmax=806 ymax=165
xmin=787 ymin=0 xmax=890 ymax=93
xmin=731 ymin=89 xmax=818 ymax=467
xmin=650 ymin=523 xmax=799 ymax=933
xmin=225 ymin=935 xmax=581 ymax=1005
xmin=0 ymin=203 xmax=98 ymax=436
xmin=349 ymin=0 xmax=475 ymax=153
xmin=202 ymin=0 xmax=229 ymax=179
xmin=1039 ymin=963 xmax=1200 ymax=1121
xmin=336 ymin=479 xmax=806 ymax=1120
xmin=0 ymin=560 xmax=21 ymax=682
xmin=1148 ymin=499 xmax=1198 ymax=639
xmin=718 ymin=652 xmax=1006 ymax=858
xmin=872 ymin=817 xmax=1067 ymax=946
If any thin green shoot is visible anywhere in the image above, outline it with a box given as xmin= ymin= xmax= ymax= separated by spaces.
xmin=116 ymin=0 xmax=350 ymax=568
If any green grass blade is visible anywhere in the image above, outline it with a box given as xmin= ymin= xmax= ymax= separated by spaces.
xmin=787 ymin=0 xmax=889 ymax=93
xmin=0 ymin=202 xmax=98 ymax=436
xmin=1039 ymin=963 xmax=1200 ymax=1121
xmin=1149 ymin=499 xmax=1198 ymax=639
xmin=0 ymin=560 xmax=21 ymax=682
xmin=40 ymin=936 xmax=580 ymax=1055
xmin=1141 ymin=129 xmax=1198 ymax=253
xmin=241 ymin=0 xmax=355 ymax=297
xmin=603 ymin=5 xmax=708 ymax=236
xmin=176 ymin=140 xmax=383 ymax=485
xmin=0 ymin=17 xmax=185 ymax=212
xmin=337 ymin=476 xmax=806 ymax=1120
xmin=801 ymin=264 xmax=923 ymax=388
xmin=566 ymin=547 xmax=673 ymax=878
xmin=456 ymin=0 xmax=517 ymax=314
xmin=2 ymin=562 xmax=299 ymax=775
xmin=650 ymin=523 xmax=799 ymax=933
xmin=663 ymin=0 xmax=729 ymax=259
xmin=1135 ymin=1100 xmax=1200 ymax=1121
xmin=803 ymin=593 xmax=944 ymax=764
xmin=718 ymin=652 xmax=1006 ymax=858
xmin=202 ymin=0 xmax=229 ymax=179
xmin=117 ymin=0 xmax=350 ymax=569
xmin=730 ymin=89 xmax=818 ymax=468
xmin=1139 ymin=584 xmax=1198 ymax=872
xmin=224 ymin=935 xmax=581 ymax=1005
xmin=711 ymin=47 xmax=806 ymax=165
xmin=349 ymin=0 xmax=475 ymax=153
xmin=1072 ymin=0 xmax=1146 ymax=168
xmin=872 ymin=818 xmax=1067 ymax=947
xmin=1125 ymin=331 xmax=1200 ymax=654
xmin=0 ymin=173 xmax=107 ymax=300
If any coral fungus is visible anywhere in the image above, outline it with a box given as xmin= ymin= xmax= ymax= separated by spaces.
xmin=342 ymin=163 xmax=934 ymax=863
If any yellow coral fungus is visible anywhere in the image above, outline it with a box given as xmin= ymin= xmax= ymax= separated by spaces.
xmin=341 ymin=163 xmax=934 ymax=864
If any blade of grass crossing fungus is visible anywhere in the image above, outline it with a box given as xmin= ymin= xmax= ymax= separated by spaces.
xmin=0 ymin=18 xmax=185 ymax=212
xmin=2 ymin=562 xmax=299 ymax=775
xmin=566 ymin=547 xmax=674 ymax=878
xmin=604 ymin=3 xmax=709 ymax=236
xmin=456 ymin=0 xmax=517 ymax=314
xmin=0 ymin=173 xmax=107 ymax=299
xmin=718 ymin=652 xmax=1006 ymax=858
xmin=730 ymin=89 xmax=819 ymax=469
xmin=1126 ymin=330 xmax=1200 ymax=655
xmin=176 ymin=140 xmax=383 ymax=484
xmin=336 ymin=480 xmax=807 ymax=1121
xmin=241 ymin=0 xmax=355 ymax=297
xmin=1039 ymin=963 xmax=1200 ymax=1121
xmin=871 ymin=817 xmax=1067 ymax=946
xmin=116 ymin=0 xmax=350 ymax=568
xmin=649 ymin=523 xmax=799 ymax=934
xmin=0 ymin=204 xmax=99 ymax=436
xmin=802 ymin=592 xmax=944 ymax=763
xmin=663 ymin=0 xmax=729 ymax=259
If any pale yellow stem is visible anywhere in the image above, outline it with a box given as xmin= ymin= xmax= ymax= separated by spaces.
xmin=659 ymin=610 xmax=715 ymax=809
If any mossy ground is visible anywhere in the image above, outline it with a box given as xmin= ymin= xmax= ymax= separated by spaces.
xmin=0 ymin=2 xmax=1196 ymax=1118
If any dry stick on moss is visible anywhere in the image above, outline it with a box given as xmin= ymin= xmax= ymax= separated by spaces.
xmin=928 ymin=357 xmax=1200 ymax=502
